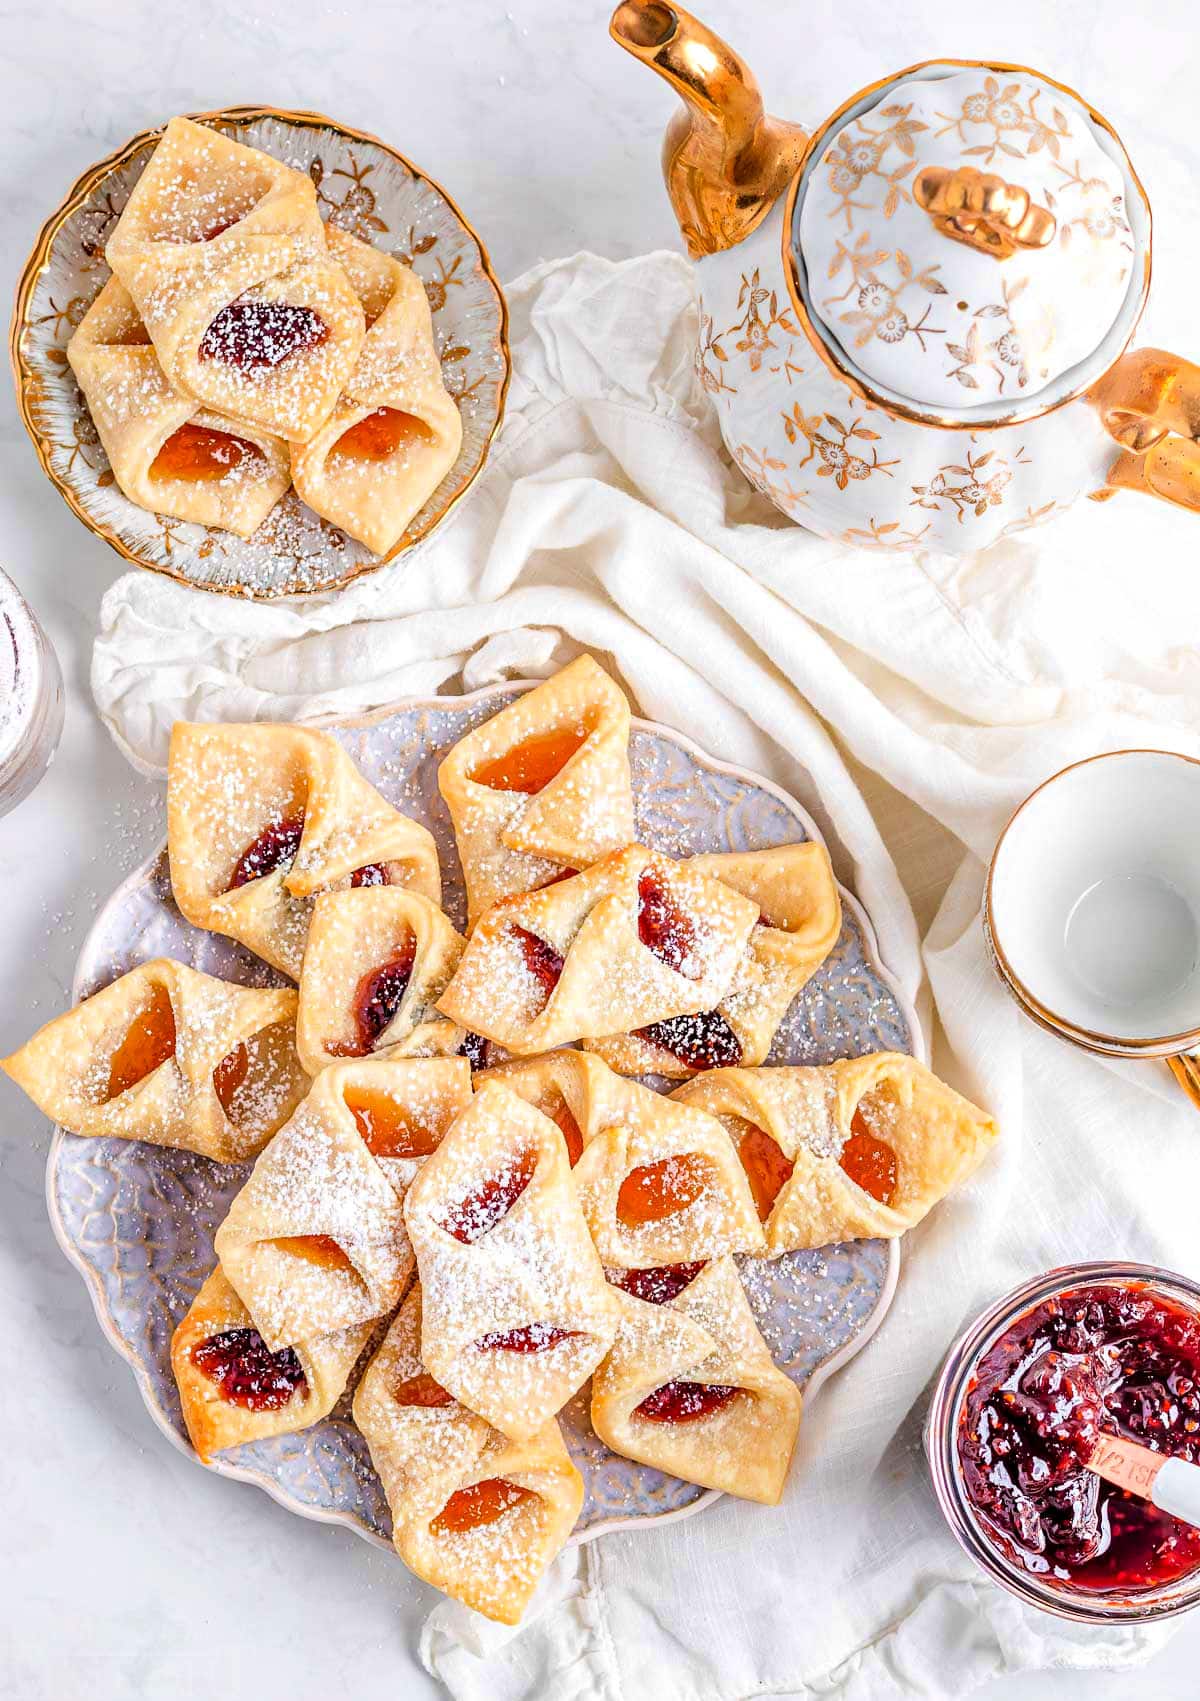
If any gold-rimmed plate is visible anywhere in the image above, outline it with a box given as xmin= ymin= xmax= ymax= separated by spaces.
xmin=10 ymin=107 xmax=510 ymax=599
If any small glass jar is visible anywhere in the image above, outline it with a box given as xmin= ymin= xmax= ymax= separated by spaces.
xmin=0 ymin=566 xmax=65 ymax=817
xmin=926 ymin=1261 xmax=1200 ymax=1624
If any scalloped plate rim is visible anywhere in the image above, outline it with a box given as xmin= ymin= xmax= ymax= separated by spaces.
xmin=45 ymin=678 xmax=921 ymax=1552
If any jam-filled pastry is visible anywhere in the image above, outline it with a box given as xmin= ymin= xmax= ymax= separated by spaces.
xmin=483 ymin=1050 xmax=764 ymax=1265
xmin=352 ymin=1284 xmax=583 ymax=1624
xmin=437 ymin=845 xmax=759 ymax=1056
xmin=313 ymin=1055 xmax=473 ymax=1200
xmin=591 ymin=1256 xmax=801 ymax=1504
xmin=1 ymin=958 xmax=305 ymax=1162
xmin=403 ymin=1080 xmax=620 ymax=1440
xmin=105 ymin=117 xmax=365 ymax=442
xmin=296 ymin=887 xmax=465 ymax=1075
xmin=290 ymin=226 xmax=463 ymax=556
xmin=168 ymin=721 xmax=441 ymax=982
xmin=172 ymin=1266 xmax=373 ymax=1463
xmin=214 ymin=1064 xmax=413 ymax=1350
xmin=67 ymin=277 xmax=291 ymax=538
xmin=437 ymin=656 xmax=636 ymax=927
xmin=674 ymin=1055 xmax=998 ymax=1253
xmin=587 ymin=842 xmax=842 ymax=1078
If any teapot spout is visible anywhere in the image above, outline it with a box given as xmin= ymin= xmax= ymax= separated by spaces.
xmin=610 ymin=3 xmax=808 ymax=258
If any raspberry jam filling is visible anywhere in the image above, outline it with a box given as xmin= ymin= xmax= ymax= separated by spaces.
xmin=106 ymin=983 xmax=176 ymax=1100
xmin=732 ymin=1120 xmax=794 ymax=1222
xmin=472 ymin=723 xmax=590 ymax=794
xmin=637 ymin=868 xmax=700 ymax=978
xmin=270 ymin=1234 xmax=354 ymax=1273
xmin=635 ymin=1380 xmax=739 ymax=1424
xmin=228 ymin=814 xmax=304 ymax=889
xmin=510 ymin=924 xmax=565 ymax=1007
xmin=150 ymin=422 xmax=266 ymax=484
xmin=441 ymin=1151 xmax=535 ymax=1244
xmin=958 ymin=1283 xmax=1200 ymax=1594
xmin=458 ymin=1031 xmax=489 ymax=1071
xmin=213 ymin=1040 xmax=250 ymax=1110
xmin=613 ymin=1262 xmax=706 ymax=1305
xmin=616 ymin=1153 xmax=715 ymax=1227
xmin=431 ymin=1478 xmax=535 ymax=1536
xmin=841 ymin=1096 xmax=899 ymax=1205
xmin=331 ymin=940 xmax=417 ymax=1057
xmin=475 ymin=1323 xmax=581 ymax=1353
xmin=345 ymin=1086 xmax=443 ymax=1159
xmin=637 ymin=1009 xmax=742 ymax=1070
xmin=350 ymin=862 xmax=389 ymax=888
xmin=192 ymin=1327 xmax=307 ymax=1411
xmin=198 ymin=302 xmax=329 ymax=370
xmin=394 ymin=1371 xmax=454 ymax=1408
xmin=331 ymin=407 xmax=434 ymax=463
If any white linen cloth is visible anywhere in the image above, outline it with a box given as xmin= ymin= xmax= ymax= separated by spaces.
xmin=92 ymin=249 xmax=1200 ymax=1700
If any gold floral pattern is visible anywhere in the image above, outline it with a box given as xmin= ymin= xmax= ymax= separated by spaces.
xmin=822 ymin=104 xmax=928 ymax=231
xmin=730 ymin=269 xmax=800 ymax=373
xmin=944 ymin=278 xmax=1032 ymax=392
xmin=841 ymin=516 xmax=932 ymax=551
xmin=311 ymin=156 xmax=389 ymax=237
xmin=783 ymin=404 xmax=899 ymax=490
xmin=733 ymin=444 xmax=808 ymax=511
xmin=695 ymin=311 xmax=736 ymax=396
xmin=910 ymin=443 xmax=1029 ymax=522
xmin=823 ymin=231 xmax=946 ymax=353
xmin=934 ymin=78 xmax=1071 ymax=166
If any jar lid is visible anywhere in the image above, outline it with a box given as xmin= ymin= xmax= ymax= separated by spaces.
xmin=796 ymin=66 xmax=1139 ymax=412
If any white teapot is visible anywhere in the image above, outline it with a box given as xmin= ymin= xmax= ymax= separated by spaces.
xmin=612 ymin=3 xmax=1200 ymax=552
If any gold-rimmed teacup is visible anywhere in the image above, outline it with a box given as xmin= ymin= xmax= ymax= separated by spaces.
xmin=984 ymin=750 xmax=1200 ymax=1108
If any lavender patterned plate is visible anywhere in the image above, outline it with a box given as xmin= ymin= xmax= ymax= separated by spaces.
xmin=46 ymin=683 xmax=919 ymax=1550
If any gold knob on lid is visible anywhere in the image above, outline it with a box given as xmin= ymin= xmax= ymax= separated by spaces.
xmin=913 ymin=164 xmax=1056 ymax=260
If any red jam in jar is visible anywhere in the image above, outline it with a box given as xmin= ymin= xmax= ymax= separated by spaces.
xmin=957 ymin=1282 xmax=1200 ymax=1595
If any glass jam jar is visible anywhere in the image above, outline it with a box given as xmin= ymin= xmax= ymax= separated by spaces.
xmin=0 ymin=566 xmax=64 ymax=817
xmin=926 ymin=1262 xmax=1200 ymax=1623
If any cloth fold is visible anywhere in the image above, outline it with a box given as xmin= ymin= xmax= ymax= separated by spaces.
xmin=92 ymin=249 xmax=1200 ymax=1699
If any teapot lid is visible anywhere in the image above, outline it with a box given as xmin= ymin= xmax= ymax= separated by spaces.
xmin=793 ymin=64 xmax=1146 ymax=416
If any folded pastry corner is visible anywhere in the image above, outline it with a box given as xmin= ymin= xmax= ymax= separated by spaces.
xmin=167 ymin=721 xmax=441 ymax=980
xmin=588 ymin=841 xmax=843 ymax=1077
xmin=290 ymin=225 xmax=463 ymax=556
xmin=437 ymin=656 xmax=635 ymax=926
xmin=674 ymin=1054 xmax=998 ymax=1252
xmin=437 ymin=844 xmax=759 ymax=1055
xmin=296 ymin=886 xmax=465 ymax=1074
xmin=106 ymin=116 xmax=365 ymax=442
xmin=403 ymin=1079 xmax=620 ymax=1440
xmin=1 ymin=957 xmax=305 ymax=1161
xmin=353 ymin=1284 xmax=582 ymax=1624
xmin=592 ymin=1256 xmax=802 ymax=1504
xmin=67 ymin=276 xmax=291 ymax=537
xmin=214 ymin=1069 xmax=413 ymax=1349
xmin=172 ymin=1265 xmax=373 ymax=1463
xmin=484 ymin=1049 xmax=765 ymax=1264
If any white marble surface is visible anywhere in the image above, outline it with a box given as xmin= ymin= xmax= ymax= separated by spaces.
xmin=2 ymin=2 xmax=1199 ymax=1696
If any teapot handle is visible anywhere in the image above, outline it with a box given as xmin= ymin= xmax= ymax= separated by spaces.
xmin=1093 ymin=347 xmax=1200 ymax=513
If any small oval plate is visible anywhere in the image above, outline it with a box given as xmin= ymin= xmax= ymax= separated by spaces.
xmin=46 ymin=685 xmax=918 ymax=1548
xmin=10 ymin=107 xmax=510 ymax=599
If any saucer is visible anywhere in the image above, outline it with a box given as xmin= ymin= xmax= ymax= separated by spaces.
xmin=985 ymin=750 xmax=1200 ymax=1058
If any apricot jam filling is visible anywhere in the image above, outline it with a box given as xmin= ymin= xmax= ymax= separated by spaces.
xmin=330 ymin=407 xmax=434 ymax=464
xmin=841 ymin=1094 xmax=899 ymax=1205
xmin=472 ymin=722 xmax=590 ymax=795
xmin=213 ymin=1041 xmax=250 ymax=1110
xmin=345 ymin=1086 xmax=443 ymax=1159
xmin=635 ymin=1381 xmax=739 ymax=1424
xmin=637 ymin=868 xmax=699 ymax=978
xmin=731 ymin=1119 xmax=794 ymax=1222
xmin=198 ymin=301 xmax=329 ymax=370
xmin=394 ymin=1371 xmax=454 ymax=1408
xmin=613 ymin=1263 xmax=706 ymax=1305
xmin=440 ymin=1151 xmax=536 ymax=1244
xmin=192 ymin=1328 xmax=307 ymax=1411
xmin=637 ymin=1009 xmax=741 ymax=1070
xmin=150 ymin=421 xmax=266 ymax=484
xmin=106 ymin=983 xmax=176 ymax=1100
xmin=269 ymin=1234 xmax=354 ymax=1273
xmin=228 ymin=814 xmax=304 ymax=889
xmin=615 ymin=1153 xmax=715 ymax=1227
xmin=551 ymin=1099 xmax=584 ymax=1166
xmin=431 ymin=1478 xmax=535 ymax=1536
xmin=330 ymin=940 xmax=417 ymax=1057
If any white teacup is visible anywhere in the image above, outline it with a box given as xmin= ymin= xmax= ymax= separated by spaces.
xmin=984 ymin=751 xmax=1200 ymax=1085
